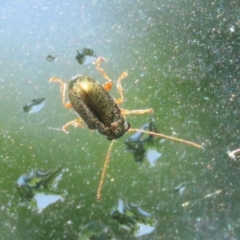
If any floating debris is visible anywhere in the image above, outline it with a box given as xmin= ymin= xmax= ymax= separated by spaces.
xmin=17 ymin=166 xmax=62 ymax=198
xmin=34 ymin=193 xmax=64 ymax=213
xmin=17 ymin=167 xmax=64 ymax=212
xmin=174 ymin=183 xmax=186 ymax=195
xmin=23 ymin=98 xmax=46 ymax=114
xmin=111 ymin=199 xmax=156 ymax=238
xmin=75 ymin=48 xmax=97 ymax=65
xmin=227 ymin=148 xmax=240 ymax=160
xmin=80 ymin=222 xmax=115 ymax=240
xmin=182 ymin=190 xmax=222 ymax=208
xmin=125 ymin=120 xmax=163 ymax=166
xmin=46 ymin=55 xmax=58 ymax=62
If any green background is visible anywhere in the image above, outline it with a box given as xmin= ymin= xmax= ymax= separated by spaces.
xmin=0 ymin=0 xmax=240 ymax=239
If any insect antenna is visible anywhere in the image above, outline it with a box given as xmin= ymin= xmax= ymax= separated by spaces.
xmin=97 ymin=140 xmax=116 ymax=201
xmin=97 ymin=127 xmax=203 ymax=201
xmin=128 ymin=129 xmax=203 ymax=149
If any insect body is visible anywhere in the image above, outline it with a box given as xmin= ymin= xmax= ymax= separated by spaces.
xmin=50 ymin=58 xmax=152 ymax=137
xmin=68 ymin=75 xmax=130 ymax=140
xmin=49 ymin=58 xmax=203 ymax=201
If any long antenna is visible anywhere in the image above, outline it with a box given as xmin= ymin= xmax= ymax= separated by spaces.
xmin=97 ymin=129 xmax=203 ymax=201
xmin=129 ymin=129 xmax=203 ymax=149
xmin=97 ymin=140 xmax=115 ymax=201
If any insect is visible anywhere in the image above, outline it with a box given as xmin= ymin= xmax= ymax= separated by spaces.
xmin=49 ymin=57 xmax=203 ymax=201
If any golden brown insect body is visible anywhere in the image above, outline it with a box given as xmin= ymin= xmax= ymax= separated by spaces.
xmin=49 ymin=57 xmax=203 ymax=201
xmin=68 ymin=75 xmax=130 ymax=140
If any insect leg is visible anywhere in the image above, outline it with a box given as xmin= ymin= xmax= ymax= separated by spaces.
xmin=95 ymin=57 xmax=113 ymax=91
xmin=121 ymin=108 xmax=154 ymax=115
xmin=62 ymin=118 xmax=84 ymax=133
xmin=115 ymin=72 xmax=128 ymax=105
xmin=49 ymin=77 xmax=72 ymax=108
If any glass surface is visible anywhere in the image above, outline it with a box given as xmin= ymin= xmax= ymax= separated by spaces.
xmin=0 ymin=0 xmax=239 ymax=239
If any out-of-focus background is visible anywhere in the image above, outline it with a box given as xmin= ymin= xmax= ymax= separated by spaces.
xmin=0 ymin=0 xmax=240 ymax=239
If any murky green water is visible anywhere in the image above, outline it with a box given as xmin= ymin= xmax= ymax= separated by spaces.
xmin=0 ymin=0 xmax=240 ymax=239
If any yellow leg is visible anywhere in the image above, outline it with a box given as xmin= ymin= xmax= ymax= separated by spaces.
xmin=121 ymin=108 xmax=154 ymax=115
xmin=62 ymin=118 xmax=84 ymax=133
xmin=115 ymin=72 xmax=128 ymax=105
xmin=49 ymin=77 xmax=72 ymax=108
xmin=95 ymin=57 xmax=113 ymax=91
